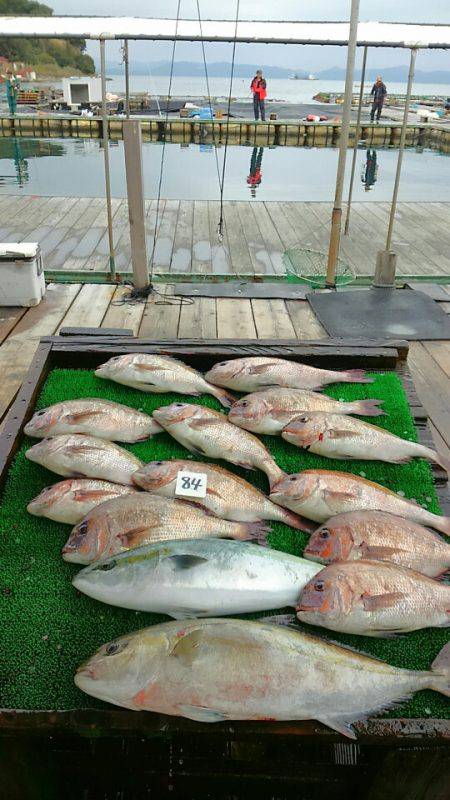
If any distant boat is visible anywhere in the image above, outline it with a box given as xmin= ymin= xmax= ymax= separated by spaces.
xmin=289 ymin=73 xmax=317 ymax=80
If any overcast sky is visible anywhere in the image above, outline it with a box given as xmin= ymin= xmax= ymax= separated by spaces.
xmin=49 ymin=1 xmax=450 ymax=71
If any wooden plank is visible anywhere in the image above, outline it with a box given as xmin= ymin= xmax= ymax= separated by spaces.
xmin=264 ymin=202 xmax=299 ymax=249
xmin=285 ymin=299 xmax=328 ymax=340
xmin=408 ymin=342 xmax=450 ymax=446
xmin=171 ymin=200 xmax=193 ymax=273
xmin=152 ymin=200 xmax=180 ymax=271
xmin=101 ymin=285 xmax=146 ymax=336
xmin=0 ymin=306 xmax=27 ymax=345
xmin=56 ymin=284 xmax=116 ymax=332
xmin=429 ymin=420 xmax=450 ymax=464
xmin=208 ymin=201 xmax=231 ymax=274
xmin=90 ymin=199 xmax=131 ymax=273
xmin=216 ymin=298 xmax=257 ymax=338
xmin=251 ymin=299 xmax=296 ymax=339
xmin=60 ymin=199 xmax=121 ymax=272
xmin=222 ymin=202 xmax=254 ymax=276
xmin=422 ymin=341 xmax=450 ymax=380
xmin=139 ymin=285 xmax=180 ymax=338
xmin=253 ymin=203 xmax=285 ymax=274
xmin=235 ymin=201 xmax=274 ymax=275
xmin=191 ymin=200 xmax=212 ymax=274
xmin=178 ymin=297 xmax=217 ymax=339
xmin=0 ymin=283 xmax=81 ymax=420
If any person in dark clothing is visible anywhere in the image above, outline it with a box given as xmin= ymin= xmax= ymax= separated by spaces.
xmin=361 ymin=149 xmax=378 ymax=192
xmin=247 ymin=147 xmax=264 ymax=197
xmin=370 ymin=76 xmax=387 ymax=122
xmin=250 ymin=70 xmax=267 ymax=121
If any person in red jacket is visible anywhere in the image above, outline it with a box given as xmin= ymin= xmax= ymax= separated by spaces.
xmin=250 ymin=69 xmax=267 ymax=121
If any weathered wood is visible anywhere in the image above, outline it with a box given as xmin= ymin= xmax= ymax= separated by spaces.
xmin=139 ymin=285 xmax=180 ymax=338
xmin=191 ymin=200 xmax=212 ymax=274
xmin=56 ymin=283 xmax=116 ymax=332
xmin=100 ymin=285 xmax=146 ymax=336
xmin=123 ymin=120 xmax=149 ymax=289
xmin=171 ymin=200 xmax=194 ymax=274
xmin=285 ymin=300 xmax=328 ymax=340
xmin=0 ymin=306 xmax=27 ymax=345
xmin=178 ymin=297 xmax=217 ymax=339
xmin=216 ymin=298 xmax=257 ymax=338
xmin=251 ymin=299 xmax=296 ymax=338
xmin=408 ymin=342 xmax=450 ymax=446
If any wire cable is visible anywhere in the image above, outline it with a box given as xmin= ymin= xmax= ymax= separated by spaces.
xmin=217 ymin=0 xmax=240 ymax=243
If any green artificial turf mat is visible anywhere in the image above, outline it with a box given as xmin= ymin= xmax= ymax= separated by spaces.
xmin=0 ymin=367 xmax=449 ymax=720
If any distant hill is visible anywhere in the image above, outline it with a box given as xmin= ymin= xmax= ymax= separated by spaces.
xmin=107 ymin=59 xmax=450 ymax=85
xmin=0 ymin=0 xmax=95 ymax=77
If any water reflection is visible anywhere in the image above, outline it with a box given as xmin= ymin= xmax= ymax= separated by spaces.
xmin=361 ymin=149 xmax=379 ymax=193
xmin=0 ymin=138 xmax=66 ymax=187
xmin=247 ymin=147 xmax=264 ymax=197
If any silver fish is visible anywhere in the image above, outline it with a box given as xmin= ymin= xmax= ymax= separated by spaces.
xmin=228 ymin=388 xmax=384 ymax=435
xmin=205 ymin=356 xmax=372 ymax=392
xmin=26 ymin=434 xmax=143 ymax=486
xmin=24 ymin=398 xmax=162 ymax=443
xmin=297 ymin=560 xmax=450 ymax=636
xmin=132 ymin=459 xmax=307 ymax=529
xmin=75 ymin=617 xmax=450 ymax=738
xmin=73 ymin=538 xmax=321 ymax=616
xmin=152 ymin=403 xmax=285 ymax=488
xmin=62 ymin=493 xmax=269 ymax=564
xmin=95 ymin=354 xmax=235 ymax=408
xmin=27 ymin=479 xmax=137 ymax=525
xmin=281 ymin=412 xmax=449 ymax=470
xmin=270 ymin=470 xmax=450 ymax=535
xmin=305 ymin=511 xmax=450 ymax=578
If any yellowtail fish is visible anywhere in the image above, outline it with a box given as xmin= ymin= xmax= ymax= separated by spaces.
xmin=27 ymin=479 xmax=137 ymax=525
xmin=26 ymin=434 xmax=142 ymax=486
xmin=95 ymin=354 xmax=235 ymax=408
xmin=281 ymin=411 xmax=449 ymax=471
xmin=24 ymin=398 xmax=162 ymax=443
xmin=75 ymin=617 xmax=450 ymax=739
xmin=305 ymin=511 xmax=450 ymax=578
xmin=133 ymin=459 xmax=308 ymax=529
xmin=62 ymin=493 xmax=270 ymax=564
xmin=270 ymin=470 xmax=450 ymax=535
xmin=205 ymin=356 xmax=372 ymax=392
xmin=73 ymin=538 xmax=322 ymax=616
xmin=297 ymin=560 xmax=450 ymax=636
xmin=228 ymin=388 xmax=384 ymax=435
xmin=152 ymin=403 xmax=285 ymax=488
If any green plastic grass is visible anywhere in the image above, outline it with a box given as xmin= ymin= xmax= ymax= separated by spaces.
xmin=0 ymin=367 xmax=449 ymax=720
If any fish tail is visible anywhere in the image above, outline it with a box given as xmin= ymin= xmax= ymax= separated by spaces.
xmin=353 ymin=399 xmax=386 ymax=417
xmin=210 ymin=386 xmax=236 ymax=408
xmin=341 ymin=369 xmax=373 ymax=384
xmin=429 ymin=514 xmax=450 ymax=537
xmin=428 ymin=447 xmax=450 ymax=478
xmin=278 ymin=507 xmax=316 ymax=533
xmin=429 ymin=641 xmax=450 ymax=697
xmin=264 ymin=462 xmax=286 ymax=491
xmin=238 ymin=521 xmax=271 ymax=544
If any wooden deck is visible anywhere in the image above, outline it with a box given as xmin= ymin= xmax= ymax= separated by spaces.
xmin=4 ymin=196 xmax=450 ymax=278
xmin=1 ymin=283 xmax=450 ymax=463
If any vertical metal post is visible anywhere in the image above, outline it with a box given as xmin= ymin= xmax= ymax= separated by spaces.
xmin=385 ymin=48 xmax=417 ymax=251
xmin=123 ymin=119 xmax=149 ymax=289
xmin=100 ymin=37 xmax=116 ymax=280
xmin=344 ymin=45 xmax=368 ymax=235
xmin=325 ymin=0 xmax=360 ymax=288
xmin=124 ymin=39 xmax=130 ymax=119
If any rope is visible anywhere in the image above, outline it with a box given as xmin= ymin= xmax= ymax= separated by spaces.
xmin=111 ymin=282 xmax=194 ymax=307
xmin=148 ymin=0 xmax=182 ymax=281
xmin=196 ymin=0 xmax=223 ymax=197
xmin=217 ymin=0 xmax=240 ymax=243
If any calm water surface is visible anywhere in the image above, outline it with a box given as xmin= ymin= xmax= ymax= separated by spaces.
xmin=0 ymin=136 xmax=449 ymax=202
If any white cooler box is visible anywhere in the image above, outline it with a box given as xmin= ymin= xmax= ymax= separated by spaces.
xmin=0 ymin=243 xmax=45 ymax=306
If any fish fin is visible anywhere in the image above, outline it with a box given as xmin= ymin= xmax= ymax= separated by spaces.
xmin=73 ymin=489 xmax=115 ymax=502
xmin=261 ymin=613 xmax=299 ymax=630
xmin=210 ymin=386 xmax=236 ymax=408
xmin=279 ymin=508 xmax=316 ymax=532
xmin=316 ymin=716 xmax=358 ymax=740
xmin=206 ymin=486 xmax=224 ymax=500
xmin=188 ymin=417 xmax=224 ymax=430
xmin=354 ymin=399 xmax=386 ymax=417
xmin=134 ymin=363 xmax=168 ymax=372
xmin=181 ymin=441 xmax=209 ymax=457
xmin=430 ymin=641 xmax=450 ymax=697
xmin=328 ymin=430 xmax=363 ymax=440
xmin=119 ymin=527 xmax=150 ymax=547
xmin=67 ymin=411 xmax=104 ymax=423
xmin=67 ymin=444 xmax=105 ymax=454
xmin=234 ymin=460 xmax=257 ymax=471
xmin=238 ymin=521 xmax=271 ymax=544
xmin=362 ymin=592 xmax=406 ymax=612
xmin=166 ymin=554 xmax=209 ymax=570
xmin=178 ymin=704 xmax=229 ymax=723
xmin=361 ymin=544 xmax=405 ymax=559
xmin=248 ymin=362 xmax=281 ymax=374
xmin=341 ymin=369 xmax=373 ymax=384
xmin=324 ymin=489 xmax=359 ymax=503
xmin=170 ymin=628 xmax=205 ymax=665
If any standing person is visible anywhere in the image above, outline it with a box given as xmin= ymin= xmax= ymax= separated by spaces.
xmin=370 ymin=76 xmax=387 ymax=123
xmin=250 ymin=69 xmax=267 ymax=122
xmin=361 ymin=149 xmax=378 ymax=192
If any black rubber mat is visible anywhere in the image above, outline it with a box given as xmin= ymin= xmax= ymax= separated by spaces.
xmin=308 ymin=288 xmax=450 ymax=340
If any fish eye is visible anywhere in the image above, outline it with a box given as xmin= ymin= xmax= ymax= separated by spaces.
xmin=154 ymin=461 xmax=163 ymax=466
xmin=320 ymin=528 xmax=330 ymax=539
xmin=240 ymin=401 xmax=248 ymax=407
xmin=216 ymin=362 xmax=226 ymax=367
xmin=105 ymin=642 xmax=120 ymax=656
xmin=36 ymin=410 xmax=46 ymax=416
xmin=299 ymin=415 xmax=309 ymax=423
xmin=289 ymin=476 xmax=297 ymax=482
xmin=173 ymin=403 xmax=184 ymax=408
xmin=314 ymin=581 xmax=325 ymax=592
xmin=99 ymin=560 xmax=116 ymax=571
xmin=77 ymin=521 xmax=89 ymax=537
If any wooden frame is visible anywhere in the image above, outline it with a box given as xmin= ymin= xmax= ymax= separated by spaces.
xmin=0 ymin=333 xmax=449 ymax=743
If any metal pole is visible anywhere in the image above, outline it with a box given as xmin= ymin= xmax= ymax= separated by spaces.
xmin=123 ymin=119 xmax=149 ymax=289
xmin=325 ymin=0 xmax=360 ymax=288
xmin=344 ymin=44 xmax=367 ymax=235
xmin=100 ymin=37 xmax=116 ymax=280
xmin=385 ymin=48 xmax=417 ymax=251
xmin=124 ymin=39 xmax=130 ymax=118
